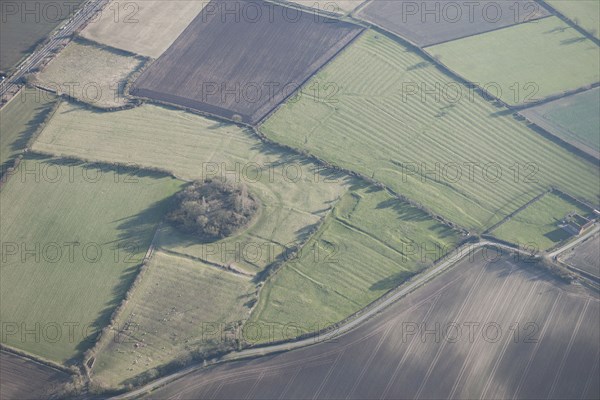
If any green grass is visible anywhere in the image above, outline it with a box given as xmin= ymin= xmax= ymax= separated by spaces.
xmin=426 ymin=16 xmax=599 ymax=105
xmin=32 ymin=101 xmax=351 ymax=274
xmin=0 ymin=157 xmax=182 ymax=363
xmin=248 ymin=187 xmax=460 ymax=343
xmin=0 ymin=91 xmax=57 ymax=174
xmin=547 ymin=0 xmax=600 ymax=39
xmin=36 ymin=40 xmax=143 ymax=107
xmin=260 ymin=30 xmax=600 ymax=231
xmin=536 ymin=88 xmax=599 ymax=153
xmin=91 ymin=251 xmax=256 ymax=389
xmin=491 ymin=192 xmax=593 ymax=250
xmin=0 ymin=1 xmax=85 ymax=72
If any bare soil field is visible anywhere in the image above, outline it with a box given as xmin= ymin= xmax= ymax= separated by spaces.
xmin=81 ymin=0 xmax=208 ymax=58
xmin=131 ymin=0 xmax=363 ymax=124
xmin=0 ymin=351 xmax=68 ymax=400
xmin=356 ymin=0 xmax=550 ymax=47
xmin=144 ymin=249 xmax=599 ymax=399
xmin=35 ymin=40 xmax=144 ymax=108
xmin=560 ymin=233 xmax=600 ymax=279
xmin=519 ymin=87 xmax=600 ymax=159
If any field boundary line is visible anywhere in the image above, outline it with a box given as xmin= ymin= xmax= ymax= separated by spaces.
xmin=537 ymin=0 xmax=600 ymax=46
xmin=0 ymin=92 xmax=62 ymax=188
xmin=423 ymin=14 xmax=554 ymax=49
xmin=82 ymin=218 xmax=169 ymax=376
xmin=517 ymin=87 xmax=600 ymax=162
xmin=0 ymin=347 xmax=73 ymax=375
xmin=253 ymin=123 xmax=470 ymax=234
xmin=513 ymin=81 xmax=600 ymax=112
xmin=255 ymin=27 xmax=366 ymax=126
xmin=110 ymin=240 xmax=548 ymax=400
xmin=484 ymin=189 xmax=550 ymax=234
xmin=348 ymin=13 xmax=599 ymax=115
xmin=156 ymin=248 xmax=254 ymax=278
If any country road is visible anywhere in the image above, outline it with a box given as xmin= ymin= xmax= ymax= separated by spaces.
xmin=0 ymin=0 xmax=108 ymax=102
xmin=111 ymin=240 xmax=543 ymax=400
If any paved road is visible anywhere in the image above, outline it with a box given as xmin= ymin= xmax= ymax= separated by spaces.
xmin=112 ymin=240 xmax=538 ymax=400
xmin=0 ymin=0 xmax=108 ymax=102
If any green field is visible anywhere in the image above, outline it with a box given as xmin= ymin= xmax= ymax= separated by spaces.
xmin=260 ymin=30 xmax=600 ymax=231
xmin=32 ymin=101 xmax=351 ymax=274
xmin=248 ymin=188 xmax=460 ymax=343
xmin=491 ymin=192 xmax=592 ymax=250
xmin=0 ymin=157 xmax=182 ymax=363
xmin=547 ymin=0 xmax=600 ymax=38
xmin=91 ymin=251 xmax=256 ymax=388
xmin=520 ymin=87 xmax=600 ymax=157
xmin=426 ymin=16 xmax=599 ymax=105
xmin=0 ymin=0 xmax=85 ymax=72
xmin=36 ymin=40 xmax=144 ymax=107
xmin=0 ymin=91 xmax=57 ymax=174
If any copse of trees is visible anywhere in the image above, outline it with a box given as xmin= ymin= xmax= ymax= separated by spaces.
xmin=167 ymin=179 xmax=260 ymax=241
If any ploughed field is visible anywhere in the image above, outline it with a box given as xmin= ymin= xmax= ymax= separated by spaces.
xmin=356 ymin=0 xmax=550 ymax=47
xmin=560 ymin=234 xmax=600 ymax=279
xmin=144 ymin=249 xmax=600 ymax=400
xmin=0 ymin=351 xmax=69 ymax=400
xmin=131 ymin=0 xmax=363 ymax=124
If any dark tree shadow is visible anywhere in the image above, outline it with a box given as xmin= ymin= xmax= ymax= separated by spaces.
xmin=370 ymin=270 xmax=417 ymax=292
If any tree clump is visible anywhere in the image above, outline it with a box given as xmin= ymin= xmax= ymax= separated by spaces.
xmin=167 ymin=179 xmax=260 ymax=241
